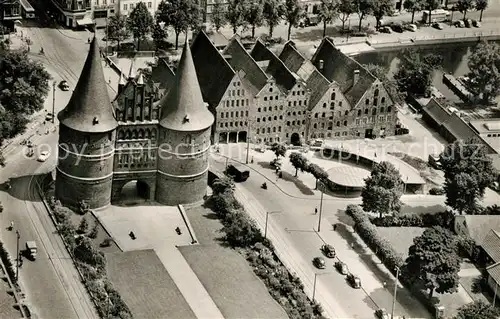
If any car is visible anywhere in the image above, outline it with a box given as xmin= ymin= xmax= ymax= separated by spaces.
xmin=454 ymin=20 xmax=465 ymax=28
xmin=472 ymin=19 xmax=481 ymax=27
xmin=432 ymin=22 xmax=444 ymax=30
xmin=375 ymin=308 xmax=390 ymax=319
xmin=45 ymin=113 xmax=53 ymax=121
xmin=464 ymin=18 xmax=472 ymax=27
xmin=321 ymin=244 xmax=336 ymax=258
xmin=59 ymin=80 xmax=70 ymax=91
xmin=37 ymin=150 xmax=50 ymax=162
xmin=313 ymin=257 xmax=326 ymax=269
xmin=379 ymin=26 xmax=392 ymax=33
xmin=347 ymin=273 xmax=361 ymax=288
xmin=404 ymin=24 xmax=417 ymax=32
xmin=390 ymin=23 xmax=403 ymax=33
xmin=335 ymin=261 xmax=349 ymax=275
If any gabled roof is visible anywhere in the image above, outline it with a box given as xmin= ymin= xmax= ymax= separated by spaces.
xmin=487 ymin=262 xmax=500 ymax=285
xmin=311 ymin=38 xmax=376 ymax=106
xmin=482 ymin=229 xmax=500 ymax=262
xmin=422 ymin=98 xmax=452 ymax=124
xmin=191 ymin=31 xmax=235 ymax=107
xmin=222 ymin=36 xmax=268 ymax=93
xmin=58 ymin=37 xmax=117 ymax=133
xmin=266 ymin=54 xmax=298 ymax=93
xmin=150 ymin=58 xmax=175 ymax=96
xmin=279 ymin=41 xmax=317 ymax=81
xmin=250 ymin=39 xmax=275 ymax=62
xmin=306 ymin=69 xmax=332 ymax=111
xmin=159 ymin=42 xmax=214 ymax=132
xmin=442 ymin=113 xmax=478 ymax=142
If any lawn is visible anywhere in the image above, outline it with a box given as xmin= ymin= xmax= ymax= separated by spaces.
xmin=179 ymin=245 xmax=288 ymax=319
xmin=106 ymin=250 xmax=196 ymax=319
xmin=377 ymin=227 xmax=426 ymax=258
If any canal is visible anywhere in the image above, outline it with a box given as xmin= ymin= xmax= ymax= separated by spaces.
xmin=353 ymin=41 xmax=488 ymax=103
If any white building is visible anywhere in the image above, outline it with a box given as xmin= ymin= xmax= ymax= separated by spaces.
xmin=116 ymin=0 xmax=159 ymax=17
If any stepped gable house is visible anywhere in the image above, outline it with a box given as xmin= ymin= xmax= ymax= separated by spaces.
xmin=189 ymin=32 xmax=398 ymax=146
xmin=55 ymin=37 xmax=213 ymax=209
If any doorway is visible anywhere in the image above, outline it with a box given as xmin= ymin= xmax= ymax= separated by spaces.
xmin=118 ymin=180 xmax=150 ymax=204
xmin=290 ymin=132 xmax=301 ymax=146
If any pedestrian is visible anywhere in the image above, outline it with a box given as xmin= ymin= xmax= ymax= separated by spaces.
xmin=9 ymin=221 xmax=14 ymax=230
xmin=333 ymin=223 xmax=337 ymax=231
xmin=383 ymin=281 xmax=387 ymax=288
xmin=314 ymin=207 xmax=318 ymax=214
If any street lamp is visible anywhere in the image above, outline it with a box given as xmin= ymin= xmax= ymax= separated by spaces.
xmin=317 ymin=180 xmax=326 ymax=232
xmin=312 ymin=272 xmax=331 ymax=302
xmin=15 ymin=230 xmax=20 ymax=281
xmin=391 ymin=266 xmax=400 ymax=319
xmin=52 ymin=81 xmax=56 ymax=123
xmin=264 ymin=211 xmax=281 ymax=239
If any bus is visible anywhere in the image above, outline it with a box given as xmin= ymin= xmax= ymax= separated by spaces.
xmin=421 ymin=9 xmax=450 ymax=24
xmin=20 ymin=0 xmax=35 ymax=19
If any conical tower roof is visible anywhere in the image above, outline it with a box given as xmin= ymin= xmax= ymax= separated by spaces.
xmin=159 ymin=43 xmax=214 ymax=132
xmin=58 ymin=36 xmax=117 ymax=133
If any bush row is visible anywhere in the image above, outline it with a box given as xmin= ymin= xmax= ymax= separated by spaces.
xmin=48 ymin=197 xmax=132 ymax=319
xmin=369 ymin=211 xmax=455 ymax=229
xmin=429 ymin=187 xmax=445 ymax=195
xmin=346 ymin=205 xmax=405 ymax=271
xmin=211 ymin=188 xmax=325 ymax=319
xmin=0 ymin=240 xmax=17 ymax=285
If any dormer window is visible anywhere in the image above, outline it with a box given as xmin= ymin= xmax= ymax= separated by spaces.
xmin=183 ymin=114 xmax=190 ymax=123
xmin=93 ymin=117 xmax=99 ymax=125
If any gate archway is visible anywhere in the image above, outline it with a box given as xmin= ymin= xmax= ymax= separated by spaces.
xmin=290 ymin=132 xmax=301 ymax=146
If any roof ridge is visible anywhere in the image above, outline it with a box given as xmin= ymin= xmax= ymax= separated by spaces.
xmin=198 ymin=30 xmax=236 ymax=74
xmin=224 ymin=36 xmax=269 ymax=79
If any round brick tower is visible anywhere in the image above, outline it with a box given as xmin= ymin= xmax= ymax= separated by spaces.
xmin=156 ymin=43 xmax=214 ymax=206
xmin=55 ymin=36 xmax=118 ymax=209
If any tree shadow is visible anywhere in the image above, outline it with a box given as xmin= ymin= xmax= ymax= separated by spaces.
xmin=256 ymin=161 xmax=273 ymax=170
xmin=0 ymin=173 xmax=48 ymax=202
xmin=279 ymin=171 xmax=314 ymax=196
xmin=400 ymin=204 xmax=446 ymax=215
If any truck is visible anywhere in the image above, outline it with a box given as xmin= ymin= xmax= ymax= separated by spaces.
xmin=225 ymin=164 xmax=250 ymax=182
xmin=26 ymin=241 xmax=37 ymax=260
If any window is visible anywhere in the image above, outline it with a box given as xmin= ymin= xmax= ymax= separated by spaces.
xmin=335 ymin=132 xmax=340 ymax=136
xmin=258 ymin=108 xmax=261 ymax=112
xmin=323 ymin=103 xmax=327 ymax=108
xmin=382 ymin=97 xmax=386 ymax=104
xmin=331 ymin=92 xmax=336 ymax=100
xmin=293 ymin=112 xmax=296 ymax=116
xmin=235 ymin=122 xmax=239 ymax=127
xmin=374 ymin=89 xmax=379 ymax=97
xmin=123 ymin=3 xmax=127 ymax=9
xmin=293 ymin=101 xmax=297 ymax=106
xmin=280 ymin=105 xmax=283 ymax=110
xmin=264 ymin=107 xmax=267 ymax=112
xmin=147 ymin=1 xmax=151 ymax=7
xmin=278 ymin=126 xmax=281 ymax=132
xmin=235 ymin=111 xmax=238 ymax=117
xmin=380 ymin=107 xmax=384 ymax=113
xmin=344 ymin=110 xmax=348 ymax=116
xmin=274 ymin=106 xmax=278 ymax=111
xmin=314 ymin=123 xmax=317 ymax=128
xmin=365 ymin=99 xmax=370 ymax=105
xmin=274 ymin=116 xmax=277 ymax=120
xmin=357 ymin=110 xmax=361 ymax=116
xmin=273 ymin=127 xmax=276 ymax=132
xmin=225 ymin=123 xmax=228 ymax=127
xmin=298 ymin=111 xmax=301 ymax=115
xmin=379 ymin=116 xmax=385 ymax=122
xmin=220 ymin=123 xmax=223 ymax=128
xmin=221 ymin=112 xmax=224 ymax=118
xmin=268 ymin=117 xmax=271 ymax=121
xmin=287 ymin=121 xmax=291 ymax=126
xmin=256 ymin=128 xmax=260 ymax=134
xmin=356 ymin=118 xmax=360 ymax=125
xmin=292 ymin=91 xmax=296 ymax=96
xmin=338 ymin=101 xmax=342 ymax=107
xmin=230 ymin=111 xmax=234 ymax=117
xmin=387 ymin=106 xmax=392 ymax=112
xmin=373 ymin=98 xmax=378 ymax=106
xmin=315 ymin=113 xmax=318 ymax=118
xmin=270 ymin=87 xmax=273 ymax=92
xmin=322 ymin=113 xmax=325 ymax=118
xmin=363 ymin=117 xmax=367 ymax=124
xmin=257 ymin=118 xmax=260 ymax=122
xmin=246 ymin=111 xmax=249 ymax=116
xmin=343 ymin=121 xmax=347 ymax=126
xmin=342 ymin=131 xmax=347 ymax=136
xmin=279 ymin=115 xmax=283 ymax=120
xmin=365 ymin=108 xmax=368 ymax=114
xmin=288 ymin=101 xmax=291 ymax=106
xmin=336 ymin=121 xmax=340 ymax=127
xmin=292 ymin=121 xmax=296 ymax=125
xmin=302 ymin=120 xmax=305 ymax=124
xmin=267 ymin=127 xmax=271 ymax=133
xmin=231 ymin=100 xmax=234 ymax=107
xmin=270 ymin=96 xmax=273 ymax=101
xmin=372 ymin=109 xmax=377 ymax=115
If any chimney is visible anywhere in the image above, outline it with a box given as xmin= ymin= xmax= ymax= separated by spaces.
xmin=353 ymin=69 xmax=360 ymax=86
xmin=318 ymin=60 xmax=324 ymax=71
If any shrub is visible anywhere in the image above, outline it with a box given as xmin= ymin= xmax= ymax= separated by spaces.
xmin=88 ymin=224 xmax=99 ymax=239
xmin=369 ymin=211 xmax=455 ymax=229
xmin=457 ymin=236 xmax=484 ymax=264
xmin=77 ymin=217 xmax=89 ymax=234
xmin=0 ymin=241 xmax=17 ymax=284
xmin=483 ymin=205 xmax=500 ymax=215
xmin=429 ymin=187 xmax=445 ymax=195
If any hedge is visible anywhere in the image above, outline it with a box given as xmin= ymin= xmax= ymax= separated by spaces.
xmin=48 ymin=197 xmax=132 ymax=319
xmin=346 ymin=205 xmax=404 ymax=271
xmin=211 ymin=186 xmax=325 ymax=319
xmin=369 ymin=211 xmax=455 ymax=229
xmin=0 ymin=240 xmax=16 ymax=284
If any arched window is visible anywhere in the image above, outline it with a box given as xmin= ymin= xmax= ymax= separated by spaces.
xmin=344 ymin=110 xmax=348 ymax=116
xmin=256 ymin=128 xmax=260 ymax=134
xmin=323 ymin=103 xmax=327 ymax=108
xmin=380 ymin=107 xmax=385 ymax=113
xmin=186 ymin=134 xmax=192 ymax=144
xmin=267 ymin=127 xmax=271 ymax=133
xmin=331 ymin=92 xmax=336 ymax=100
xmin=365 ymin=99 xmax=370 ymax=105
xmin=372 ymin=109 xmax=377 ymax=115
xmin=274 ymin=116 xmax=277 ymax=120
xmin=118 ymin=130 xmax=125 ymax=139
xmin=315 ymin=113 xmax=319 ymax=118
xmin=314 ymin=123 xmax=317 ymax=128
xmin=322 ymin=113 xmax=325 ymax=117
xmin=357 ymin=110 xmax=361 ymax=116
xmin=381 ymin=97 xmax=386 ymax=104
xmin=387 ymin=106 xmax=392 ymax=112
xmin=374 ymin=89 xmax=379 ymax=97
xmin=336 ymin=121 xmax=340 ymax=127
xmin=258 ymin=108 xmax=261 ymax=112
xmin=273 ymin=127 xmax=276 ymax=132
xmin=343 ymin=120 xmax=347 ymax=126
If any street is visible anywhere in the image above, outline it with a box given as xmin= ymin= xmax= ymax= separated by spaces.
xmin=1 ymin=14 xmax=99 ymax=319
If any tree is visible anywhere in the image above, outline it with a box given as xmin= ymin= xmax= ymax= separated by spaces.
xmin=456 ymin=0 xmax=474 ymax=20
xmin=77 ymin=200 xmax=90 ymax=215
xmin=475 ymin=0 xmax=488 ymax=21
xmin=394 ymin=50 xmax=442 ymax=96
xmin=213 ymin=176 xmax=236 ymax=195
xmin=318 ymin=0 xmax=338 ymax=37
xmin=466 ymin=41 xmax=500 ymax=104
xmin=151 ymin=23 xmax=168 ymax=51
xmin=361 ymin=161 xmax=403 ymax=218
xmin=353 ymin=0 xmax=372 ymax=31
xmin=107 ymin=13 xmax=130 ymax=50
xmin=423 ymin=0 xmax=440 ymax=24
xmin=289 ymin=152 xmax=309 ymax=177
xmin=338 ymin=0 xmax=355 ymax=30
xmin=404 ymin=226 xmax=461 ymax=299
xmin=363 ymin=63 xmax=404 ymax=104
xmin=156 ymin=0 xmax=199 ymax=50
xmin=263 ymin=0 xmax=285 ymax=37
xmin=212 ymin=0 xmax=227 ymax=31
xmin=127 ymin=2 xmax=153 ymax=50
xmin=0 ymin=153 xmax=5 ymax=167
xmin=372 ymin=0 xmax=393 ymax=29
xmin=283 ymin=0 xmax=304 ymax=40
xmin=244 ymin=0 xmax=264 ymax=38
xmin=439 ymin=139 xmax=496 ymax=214
xmin=226 ymin=0 xmax=246 ymax=34
xmin=271 ymin=142 xmax=286 ymax=159
xmin=78 ymin=217 xmax=89 ymax=234
xmin=222 ymin=211 xmax=262 ymax=247
xmin=403 ymin=0 xmax=423 ymax=23
xmin=88 ymin=223 xmax=99 ymax=239
xmin=307 ymin=163 xmax=329 ymax=189
xmin=73 ymin=236 xmax=105 ymax=267
xmin=455 ymin=301 xmax=500 ymax=319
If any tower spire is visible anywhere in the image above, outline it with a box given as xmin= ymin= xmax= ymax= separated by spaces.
xmin=159 ymin=42 xmax=214 ymax=132
xmin=128 ymin=59 xmax=136 ymax=79
xmin=58 ymin=36 xmax=117 ymax=133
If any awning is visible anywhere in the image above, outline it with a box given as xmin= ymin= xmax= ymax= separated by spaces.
xmin=76 ymin=18 xmax=94 ymax=26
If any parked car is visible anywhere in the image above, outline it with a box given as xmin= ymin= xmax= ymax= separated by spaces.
xmin=25 ymin=241 xmax=37 ymax=260
xmin=59 ymin=80 xmax=70 ymax=91
xmin=313 ymin=257 xmax=326 ymax=269
xmin=454 ymin=20 xmax=465 ymax=28
xmin=37 ymin=150 xmax=50 ymax=162
xmin=432 ymin=22 xmax=444 ymax=30
xmin=464 ymin=18 xmax=472 ymax=27
xmin=472 ymin=19 xmax=481 ymax=27
xmin=45 ymin=113 xmax=53 ymax=121
xmin=321 ymin=244 xmax=336 ymax=258
xmin=347 ymin=273 xmax=361 ymax=288
xmin=404 ymin=24 xmax=417 ymax=32
xmin=225 ymin=164 xmax=250 ymax=182
xmin=375 ymin=308 xmax=390 ymax=319
xmin=390 ymin=23 xmax=404 ymax=33
xmin=335 ymin=261 xmax=349 ymax=275
xmin=379 ymin=26 xmax=392 ymax=33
